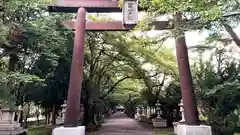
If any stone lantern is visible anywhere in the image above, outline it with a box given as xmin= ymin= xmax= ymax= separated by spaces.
xmin=155 ymin=100 xmax=162 ymax=118
xmin=56 ymin=101 xmax=67 ymax=125
xmin=173 ymin=99 xmax=185 ymax=134
xmin=134 ymin=106 xmax=140 ymax=120
xmin=78 ymin=104 xmax=84 ymax=125
xmin=152 ymin=100 xmax=167 ymax=128
xmin=0 ymin=107 xmax=26 ymax=135
xmin=139 ymin=105 xmax=147 ymax=122
xmin=179 ymin=99 xmax=185 ymax=122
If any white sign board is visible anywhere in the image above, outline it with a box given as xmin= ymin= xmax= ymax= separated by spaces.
xmin=123 ymin=0 xmax=138 ymax=25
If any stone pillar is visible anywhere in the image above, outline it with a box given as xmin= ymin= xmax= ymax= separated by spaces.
xmin=151 ymin=107 xmax=155 ymax=114
xmin=17 ymin=114 xmax=20 ymax=124
xmin=16 ymin=108 xmax=21 ymax=124
xmin=153 ymin=108 xmax=155 ymax=115
xmin=11 ymin=112 xmax=15 ymax=124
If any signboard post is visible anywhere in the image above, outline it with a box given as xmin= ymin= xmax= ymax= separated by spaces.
xmin=122 ymin=0 xmax=138 ymax=25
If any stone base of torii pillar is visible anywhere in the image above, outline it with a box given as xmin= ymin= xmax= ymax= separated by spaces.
xmin=53 ymin=126 xmax=85 ymax=135
xmin=177 ymin=125 xmax=212 ymax=135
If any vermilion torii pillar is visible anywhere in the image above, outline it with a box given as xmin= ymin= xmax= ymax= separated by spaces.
xmin=63 ymin=7 xmax=86 ymax=127
xmin=48 ymin=0 xmax=200 ymax=127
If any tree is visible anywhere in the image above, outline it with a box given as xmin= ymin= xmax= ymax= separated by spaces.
xmin=0 ymin=23 xmax=10 ymax=48
xmin=0 ymin=0 xmax=74 ymax=126
xmin=192 ymin=49 xmax=240 ymax=135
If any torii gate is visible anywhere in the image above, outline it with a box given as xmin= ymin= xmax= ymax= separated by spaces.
xmin=48 ymin=0 xmax=199 ymax=129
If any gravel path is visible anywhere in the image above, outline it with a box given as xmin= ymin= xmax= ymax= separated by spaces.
xmin=88 ymin=112 xmax=153 ymax=135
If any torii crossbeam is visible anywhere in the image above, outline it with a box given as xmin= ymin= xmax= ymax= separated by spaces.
xmin=62 ymin=20 xmax=172 ymax=31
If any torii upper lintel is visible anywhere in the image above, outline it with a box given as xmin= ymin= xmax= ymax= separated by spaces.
xmin=48 ymin=0 xmax=121 ymax=13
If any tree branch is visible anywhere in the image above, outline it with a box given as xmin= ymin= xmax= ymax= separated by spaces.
xmin=97 ymin=55 xmax=119 ymax=83
xmin=152 ymin=72 xmax=166 ymax=88
xmin=100 ymin=76 xmax=131 ymax=99
xmin=222 ymin=11 xmax=240 ymax=18
xmin=220 ymin=20 xmax=240 ymax=48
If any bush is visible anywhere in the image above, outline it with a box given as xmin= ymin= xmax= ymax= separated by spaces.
xmin=197 ymin=81 xmax=240 ymax=135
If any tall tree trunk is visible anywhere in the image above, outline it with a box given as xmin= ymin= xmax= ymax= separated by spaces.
xmin=23 ymin=103 xmax=31 ymax=128
xmin=83 ymin=100 xmax=89 ymax=126
xmin=36 ymin=105 xmax=40 ymax=125
xmin=47 ymin=112 xmax=51 ymax=124
xmin=8 ymin=54 xmax=18 ymax=71
xmin=19 ymin=104 xmax=24 ymax=126
xmin=51 ymin=104 xmax=56 ymax=125
xmin=174 ymin=12 xmax=200 ymax=125
xmin=19 ymin=110 xmax=23 ymax=126
xmin=44 ymin=109 xmax=48 ymax=125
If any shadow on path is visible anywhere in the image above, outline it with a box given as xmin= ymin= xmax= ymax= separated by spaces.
xmin=88 ymin=112 xmax=153 ymax=135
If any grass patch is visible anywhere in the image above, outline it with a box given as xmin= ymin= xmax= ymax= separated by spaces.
xmin=152 ymin=128 xmax=174 ymax=135
xmin=28 ymin=120 xmax=45 ymax=127
xmin=28 ymin=126 xmax=52 ymax=135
